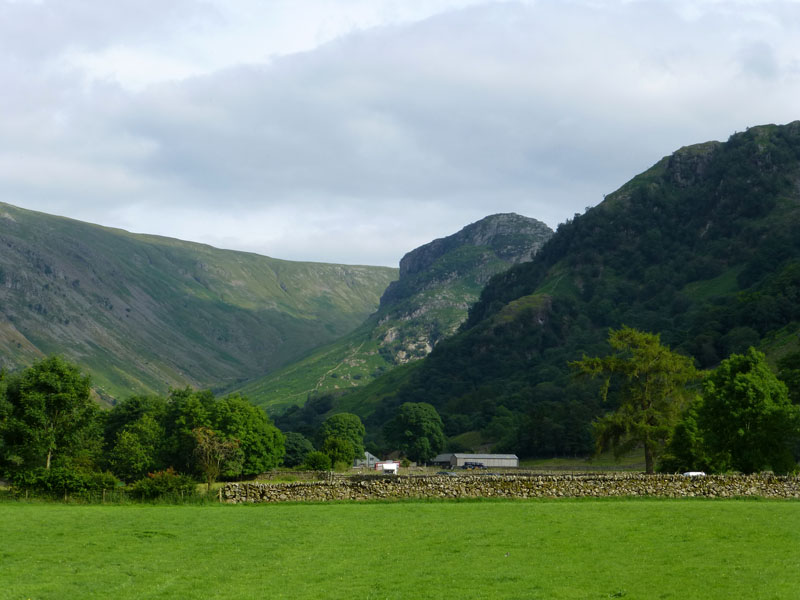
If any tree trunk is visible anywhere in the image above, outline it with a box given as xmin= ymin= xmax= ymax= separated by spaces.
xmin=46 ymin=449 xmax=52 ymax=470
xmin=644 ymin=443 xmax=654 ymax=474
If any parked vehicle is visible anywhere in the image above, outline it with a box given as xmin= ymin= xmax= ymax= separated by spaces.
xmin=462 ymin=462 xmax=486 ymax=469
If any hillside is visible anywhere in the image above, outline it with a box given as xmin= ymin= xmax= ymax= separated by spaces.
xmin=233 ymin=213 xmax=552 ymax=412
xmin=0 ymin=202 xmax=397 ymax=402
xmin=322 ymin=121 xmax=800 ymax=455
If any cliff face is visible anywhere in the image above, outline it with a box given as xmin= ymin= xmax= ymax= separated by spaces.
xmin=375 ymin=213 xmax=553 ymax=363
xmin=381 ymin=213 xmax=553 ymax=310
xmin=397 ymin=213 xmax=553 ymax=278
xmin=230 ymin=213 xmax=554 ymax=410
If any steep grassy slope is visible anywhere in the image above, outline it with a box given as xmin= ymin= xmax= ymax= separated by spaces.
xmin=325 ymin=121 xmax=800 ymax=455
xmin=0 ymin=203 xmax=397 ymax=401
xmin=233 ymin=214 xmax=552 ymax=412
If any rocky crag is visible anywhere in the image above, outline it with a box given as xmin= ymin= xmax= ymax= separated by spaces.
xmin=232 ymin=213 xmax=553 ymax=410
xmin=375 ymin=213 xmax=553 ymax=363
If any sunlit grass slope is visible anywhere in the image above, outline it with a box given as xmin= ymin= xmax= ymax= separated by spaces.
xmin=2 ymin=500 xmax=799 ymax=599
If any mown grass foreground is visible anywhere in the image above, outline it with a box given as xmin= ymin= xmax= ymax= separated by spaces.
xmin=2 ymin=499 xmax=799 ymax=599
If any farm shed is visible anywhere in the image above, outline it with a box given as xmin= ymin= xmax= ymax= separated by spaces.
xmin=354 ymin=451 xmax=380 ymax=469
xmin=450 ymin=454 xmax=519 ymax=468
xmin=431 ymin=453 xmax=455 ymax=466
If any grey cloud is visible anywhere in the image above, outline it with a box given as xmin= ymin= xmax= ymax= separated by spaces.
xmin=0 ymin=0 xmax=218 ymax=59
xmin=3 ymin=1 xmax=800 ymax=266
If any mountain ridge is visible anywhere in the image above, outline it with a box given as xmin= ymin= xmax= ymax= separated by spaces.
xmin=231 ymin=213 xmax=553 ymax=411
xmin=0 ymin=202 xmax=397 ymax=402
xmin=321 ymin=121 xmax=800 ymax=456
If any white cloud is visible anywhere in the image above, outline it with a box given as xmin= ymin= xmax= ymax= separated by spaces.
xmin=2 ymin=1 xmax=800 ymax=266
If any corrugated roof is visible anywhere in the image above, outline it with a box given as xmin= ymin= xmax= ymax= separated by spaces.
xmin=452 ymin=453 xmax=518 ymax=459
xmin=432 ymin=453 xmax=454 ymax=461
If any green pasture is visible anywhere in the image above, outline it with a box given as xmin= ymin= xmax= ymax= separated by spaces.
xmin=2 ymin=499 xmax=799 ymax=599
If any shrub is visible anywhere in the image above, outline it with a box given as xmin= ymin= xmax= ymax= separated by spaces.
xmin=304 ymin=451 xmax=331 ymax=471
xmin=12 ymin=467 xmax=120 ymax=499
xmin=126 ymin=468 xmax=197 ymax=500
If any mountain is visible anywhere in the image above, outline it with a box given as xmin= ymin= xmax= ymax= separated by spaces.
xmin=0 ymin=202 xmax=397 ymax=402
xmin=326 ymin=121 xmax=800 ymax=456
xmin=232 ymin=213 xmax=553 ymax=411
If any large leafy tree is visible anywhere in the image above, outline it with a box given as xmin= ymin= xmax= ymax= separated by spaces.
xmin=162 ymin=387 xmax=217 ymax=473
xmin=211 ymin=394 xmax=285 ymax=477
xmin=108 ymin=413 xmax=165 ymax=482
xmin=2 ymin=356 xmax=101 ymax=473
xmin=104 ymin=395 xmax=168 ymax=451
xmin=571 ymin=327 xmax=701 ymax=473
xmin=698 ymin=348 xmax=799 ymax=474
xmin=317 ymin=413 xmax=365 ymax=460
xmin=283 ymin=432 xmax=314 ymax=467
xmin=321 ymin=436 xmax=356 ymax=467
xmin=777 ymin=351 xmax=800 ymax=404
xmin=383 ymin=402 xmax=446 ymax=463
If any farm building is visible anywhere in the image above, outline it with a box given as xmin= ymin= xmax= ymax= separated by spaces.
xmin=450 ymin=454 xmax=519 ymax=468
xmin=431 ymin=453 xmax=455 ymax=466
xmin=354 ymin=451 xmax=380 ymax=469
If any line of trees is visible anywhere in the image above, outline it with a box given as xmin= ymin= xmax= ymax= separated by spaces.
xmin=0 ymin=356 xmax=450 ymax=499
xmin=574 ymin=327 xmax=800 ymax=474
xmin=0 ymin=356 xmax=286 ymax=496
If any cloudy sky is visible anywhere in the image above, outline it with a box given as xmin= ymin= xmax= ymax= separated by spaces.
xmin=2 ymin=0 xmax=800 ymax=266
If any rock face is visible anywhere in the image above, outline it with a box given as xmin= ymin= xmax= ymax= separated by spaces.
xmin=375 ymin=213 xmax=553 ymax=363
xmin=381 ymin=213 xmax=553 ymax=306
xmin=231 ymin=213 xmax=553 ymax=410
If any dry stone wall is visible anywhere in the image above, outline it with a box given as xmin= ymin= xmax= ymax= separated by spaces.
xmin=223 ymin=473 xmax=800 ymax=503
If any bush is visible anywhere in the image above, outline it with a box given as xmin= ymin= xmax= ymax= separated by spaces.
xmin=304 ymin=451 xmax=331 ymax=471
xmin=11 ymin=467 xmax=120 ymax=499
xmin=126 ymin=468 xmax=197 ymax=500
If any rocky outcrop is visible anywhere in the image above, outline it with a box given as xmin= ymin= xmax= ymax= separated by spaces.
xmin=372 ymin=214 xmax=553 ymax=364
xmin=666 ymin=142 xmax=721 ymax=188
xmin=223 ymin=473 xmax=800 ymax=503
xmin=395 ymin=213 xmax=553 ymax=280
xmin=381 ymin=213 xmax=552 ymax=307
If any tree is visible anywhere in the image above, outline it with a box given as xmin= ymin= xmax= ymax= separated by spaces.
xmin=698 ymin=348 xmax=799 ymax=474
xmin=383 ymin=402 xmax=446 ymax=463
xmin=163 ymin=387 xmax=216 ymax=473
xmin=317 ymin=413 xmax=365 ymax=460
xmin=777 ymin=351 xmax=800 ymax=405
xmin=571 ymin=327 xmax=701 ymax=473
xmin=0 ymin=370 xmax=10 ymax=468
xmin=304 ymin=450 xmax=331 ymax=471
xmin=322 ymin=436 xmax=356 ymax=468
xmin=283 ymin=432 xmax=314 ymax=468
xmin=2 ymin=356 xmax=100 ymax=473
xmin=109 ymin=413 xmax=164 ymax=482
xmin=211 ymin=394 xmax=285 ymax=477
xmin=192 ymin=426 xmax=239 ymax=491
xmin=104 ymin=395 xmax=168 ymax=452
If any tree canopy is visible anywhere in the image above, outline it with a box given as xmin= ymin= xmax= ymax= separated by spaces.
xmin=317 ymin=413 xmax=365 ymax=463
xmin=698 ymin=348 xmax=799 ymax=474
xmin=383 ymin=402 xmax=446 ymax=463
xmin=571 ymin=327 xmax=701 ymax=473
xmin=2 ymin=356 xmax=100 ymax=473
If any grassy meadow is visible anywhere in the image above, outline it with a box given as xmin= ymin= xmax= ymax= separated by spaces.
xmin=2 ymin=499 xmax=799 ymax=599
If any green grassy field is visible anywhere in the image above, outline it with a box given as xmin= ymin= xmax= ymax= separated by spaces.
xmin=2 ymin=499 xmax=799 ymax=599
